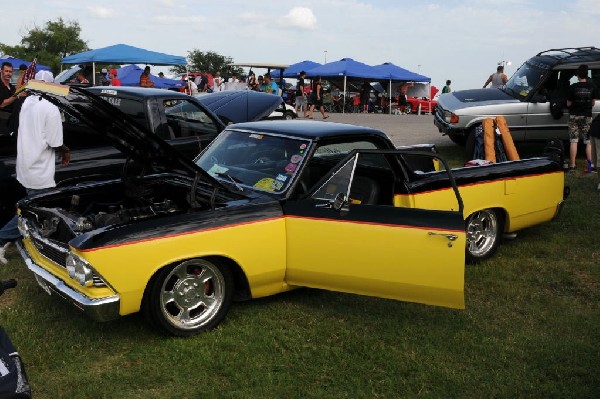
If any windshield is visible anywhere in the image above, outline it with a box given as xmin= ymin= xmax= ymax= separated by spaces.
xmin=504 ymin=62 xmax=550 ymax=100
xmin=196 ymin=130 xmax=312 ymax=194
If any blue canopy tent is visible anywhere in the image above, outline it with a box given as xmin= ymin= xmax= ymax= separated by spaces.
xmin=373 ymin=62 xmax=431 ymax=113
xmin=373 ymin=62 xmax=431 ymax=114
xmin=304 ymin=58 xmax=389 ymax=112
xmin=61 ymin=43 xmax=187 ymax=84
xmin=115 ymin=64 xmax=183 ymax=89
xmin=372 ymin=62 xmax=430 ymax=82
xmin=0 ymin=57 xmax=51 ymax=71
xmin=276 ymin=60 xmax=322 ymax=78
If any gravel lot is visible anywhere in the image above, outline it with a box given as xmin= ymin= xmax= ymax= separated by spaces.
xmin=299 ymin=112 xmax=451 ymax=147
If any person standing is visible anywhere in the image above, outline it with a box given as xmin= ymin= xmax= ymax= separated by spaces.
xmin=0 ymin=62 xmax=20 ymax=111
xmin=566 ymin=64 xmax=597 ymax=172
xmin=589 ymin=115 xmax=600 ymax=189
xmin=360 ymin=82 xmax=370 ymax=113
xmin=186 ymin=77 xmax=199 ymax=95
xmin=0 ymin=70 xmax=70 ymax=264
xmin=197 ymin=73 xmax=209 ymax=92
xmin=483 ymin=65 xmax=508 ymax=88
xmin=214 ymin=72 xmax=224 ymax=92
xmin=442 ymin=80 xmax=452 ymax=93
xmin=108 ymin=69 xmax=121 ymax=86
xmin=295 ymin=71 xmax=308 ymax=117
xmin=397 ymin=81 xmax=413 ymax=114
xmin=139 ymin=66 xmax=155 ymax=88
xmin=306 ymin=76 xmax=328 ymax=119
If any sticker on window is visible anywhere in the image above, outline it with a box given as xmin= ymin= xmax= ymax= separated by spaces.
xmin=284 ymin=163 xmax=297 ymax=173
xmin=208 ymin=164 xmax=229 ymax=176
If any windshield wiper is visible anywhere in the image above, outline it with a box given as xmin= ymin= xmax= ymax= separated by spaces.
xmin=214 ymin=172 xmax=244 ymax=191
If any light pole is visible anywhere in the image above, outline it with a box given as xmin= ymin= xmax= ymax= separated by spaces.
xmin=324 ymin=50 xmax=328 ymax=64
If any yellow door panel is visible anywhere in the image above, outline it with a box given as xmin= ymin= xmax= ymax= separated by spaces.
xmin=284 ymin=205 xmax=465 ymax=309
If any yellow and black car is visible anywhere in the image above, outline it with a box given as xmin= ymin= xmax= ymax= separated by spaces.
xmin=16 ymin=87 xmax=565 ymax=336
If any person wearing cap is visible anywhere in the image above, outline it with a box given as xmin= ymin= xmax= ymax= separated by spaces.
xmin=109 ymin=69 xmax=121 ymax=86
xmin=0 ymin=70 xmax=70 ymax=264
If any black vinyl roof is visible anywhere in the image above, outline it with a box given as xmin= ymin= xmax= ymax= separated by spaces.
xmin=227 ymin=120 xmax=390 ymax=140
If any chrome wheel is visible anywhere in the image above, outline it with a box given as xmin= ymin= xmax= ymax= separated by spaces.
xmin=466 ymin=209 xmax=500 ymax=263
xmin=146 ymin=259 xmax=233 ymax=336
xmin=404 ymin=103 xmax=412 ymax=114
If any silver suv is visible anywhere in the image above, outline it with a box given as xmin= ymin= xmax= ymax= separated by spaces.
xmin=434 ymin=47 xmax=600 ymax=152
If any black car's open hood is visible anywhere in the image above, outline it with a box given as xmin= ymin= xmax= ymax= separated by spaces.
xmin=32 ymin=86 xmax=227 ymax=191
xmin=195 ymin=90 xmax=282 ymax=124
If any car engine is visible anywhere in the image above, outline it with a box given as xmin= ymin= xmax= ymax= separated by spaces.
xmin=22 ymin=177 xmax=192 ymax=243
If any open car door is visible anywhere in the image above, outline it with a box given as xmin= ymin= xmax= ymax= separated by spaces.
xmin=283 ymin=149 xmax=466 ymax=309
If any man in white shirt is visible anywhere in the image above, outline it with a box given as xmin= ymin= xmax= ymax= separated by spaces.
xmin=0 ymin=70 xmax=70 ymax=264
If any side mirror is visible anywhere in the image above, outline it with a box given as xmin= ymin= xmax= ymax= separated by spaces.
xmin=315 ymin=192 xmax=349 ymax=212
xmin=332 ymin=192 xmax=348 ymax=212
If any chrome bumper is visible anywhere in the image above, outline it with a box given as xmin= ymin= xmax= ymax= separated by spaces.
xmin=16 ymin=240 xmax=120 ymax=322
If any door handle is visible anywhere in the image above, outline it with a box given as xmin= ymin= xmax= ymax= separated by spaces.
xmin=428 ymin=232 xmax=458 ymax=241
xmin=428 ymin=231 xmax=458 ymax=247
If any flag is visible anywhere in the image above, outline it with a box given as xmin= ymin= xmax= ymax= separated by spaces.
xmin=22 ymin=58 xmax=37 ymax=85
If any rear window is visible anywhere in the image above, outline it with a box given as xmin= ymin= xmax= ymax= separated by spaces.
xmin=98 ymin=95 xmax=148 ymax=128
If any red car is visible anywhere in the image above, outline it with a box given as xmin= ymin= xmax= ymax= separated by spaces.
xmin=406 ymin=86 xmax=439 ymax=114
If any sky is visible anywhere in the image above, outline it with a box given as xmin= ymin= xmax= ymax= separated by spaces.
xmin=2 ymin=0 xmax=600 ymax=91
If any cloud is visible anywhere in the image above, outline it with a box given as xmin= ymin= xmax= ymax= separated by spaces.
xmin=573 ymin=0 xmax=600 ymax=14
xmin=87 ymin=6 xmax=116 ymax=18
xmin=281 ymin=7 xmax=317 ymax=30
xmin=155 ymin=0 xmax=177 ymax=7
xmin=152 ymin=15 xmax=206 ymax=25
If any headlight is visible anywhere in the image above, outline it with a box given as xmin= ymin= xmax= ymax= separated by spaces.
xmin=17 ymin=216 xmax=30 ymax=239
xmin=66 ymin=253 xmax=94 ymax=287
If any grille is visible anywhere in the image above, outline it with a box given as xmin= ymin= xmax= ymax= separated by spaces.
xmin=31 ymin=235 xmax=68 ymax=267
xmin=29 ymin=233 xmax=107 ymax=288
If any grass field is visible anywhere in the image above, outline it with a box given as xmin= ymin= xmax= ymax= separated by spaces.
xmin=0 ymin=145 xmax=598 ymax=399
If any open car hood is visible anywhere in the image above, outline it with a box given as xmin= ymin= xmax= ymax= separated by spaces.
xmin=195 ymin=90 xmax=282 ymax=124
xmin=32 ymin=85 xmax=227 ymax=191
